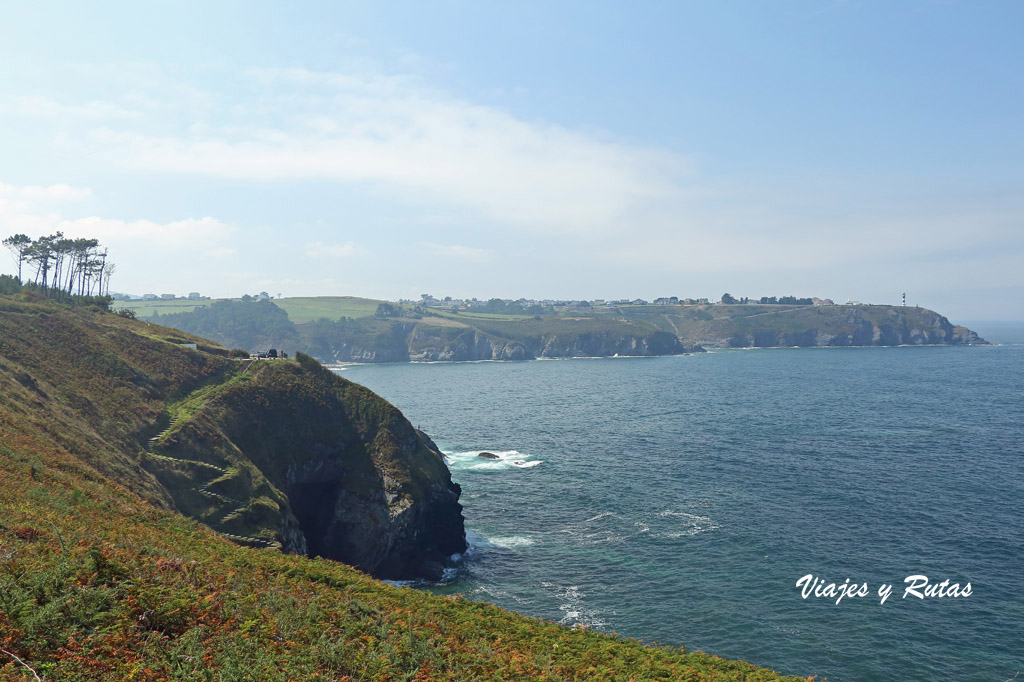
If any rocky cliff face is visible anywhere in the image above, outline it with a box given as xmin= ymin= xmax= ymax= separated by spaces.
xmin=408 ymin=328 xmax=529 ymax=362
xmin=676 ymin=305 xmax=989 ymax=349
xmin=321 ymin=325 xmax=702 ymax=363
xmin=158 ymin=358 xmax=467 ymax=580
xmin=532 ymin=330 xmax=692 ymax=357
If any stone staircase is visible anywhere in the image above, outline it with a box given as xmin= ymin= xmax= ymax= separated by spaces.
xmin=144 ymin=413 xmax=277 ymax=549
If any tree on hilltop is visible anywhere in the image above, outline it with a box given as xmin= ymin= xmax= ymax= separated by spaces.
xmin=3 ymin=232 xmax=114 ymax=300
xmin=2 ymin=234 xmax=32 ymax=281
xmin=375 ymin=302 xmax=400 ymax=318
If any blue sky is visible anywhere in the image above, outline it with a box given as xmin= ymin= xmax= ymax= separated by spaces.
xmin=1 ymin=1 xmax=1021 ymax=321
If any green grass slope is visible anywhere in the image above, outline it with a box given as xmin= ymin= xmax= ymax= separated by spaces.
xmin=0 ymin=293 xmax=810 ymax=680
xmin=273 ymin=296 xmax=384 ymax=323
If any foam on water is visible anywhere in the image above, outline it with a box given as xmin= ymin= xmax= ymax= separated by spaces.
xmin=444 ymin=449 xmax=542 ymax=471
xmin=465 ymin=528 xmax=535 ymax=552
xmin=657 ymin=510 xmax=720 ymax=538
xmin=488 ymin=535 xmax=536 ymax=548
xmin=558 ymin=509 xmax=719 ymax=545
xmin=541 ymin=582 xmax=609 ymax=629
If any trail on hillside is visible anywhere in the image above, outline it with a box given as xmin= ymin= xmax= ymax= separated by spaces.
xmin=143 ymin=366 xmax=278 ymax=549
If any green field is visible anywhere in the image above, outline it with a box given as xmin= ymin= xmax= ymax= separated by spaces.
xmin=435 ymin=309 xmax=532 ymax=322
xmin=274 ymin=296 xmax=385 ymax=323
xmin=117 ymin=296 xmax=385 ymax=323
xmin=114 ymin=298 xmax=214 ymax=317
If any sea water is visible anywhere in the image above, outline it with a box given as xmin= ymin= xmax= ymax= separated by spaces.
xmin=338 ymin=343 xmax=1023 ymax=681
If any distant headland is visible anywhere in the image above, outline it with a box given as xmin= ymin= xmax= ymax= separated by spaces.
xmin=113 ymin=292 xmax=987 ymax=364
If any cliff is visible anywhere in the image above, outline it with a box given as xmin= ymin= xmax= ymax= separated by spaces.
xmin=0 ymin=295 xmax=465 ymax=579
xmin=307 ymin=316 xmax=704 ymax=363
xmin=146 ymin=298 xmax=985 ymax=365
xmin=151 ymin=356 xmax=465 ymax=579
xmin=649 ymin=303 xmax=989 ymax=348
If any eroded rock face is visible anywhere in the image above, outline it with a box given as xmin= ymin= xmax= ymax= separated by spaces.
xmin=160 ymin=360 xmax=467 ymax=580
xmin=281 ymin=438 xmax=467 ymax=580
xmin=317 ymin=324 xmax=704 ymax=363
xmin=409 ymin=330 xmax=528 ymax=362
xmin=714 ymin=306 xmax=987 ymax=349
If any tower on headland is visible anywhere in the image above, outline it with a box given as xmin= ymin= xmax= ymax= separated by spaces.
xmin=902 ymin=292 xmax=906 ymax=307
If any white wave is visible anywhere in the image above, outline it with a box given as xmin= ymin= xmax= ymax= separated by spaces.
xmin=560 ymin=509 xmax=717 ymax=545
xmin=444 ymin=449 xmax=543 ymax=471
xmin=657 ymin=510 xmax=719 ymax=537
xmin=541 ymin=582 xmax=608 ymax=629
xmin=465 ymin=529 xmax=535 ymax=553
xmin=559 ymin=511 xmax=631 ymax=544
xmin=463 ymin=528 xmax=492 ymax=553
xmin=489 ymin=535 xmax=536 ymax=549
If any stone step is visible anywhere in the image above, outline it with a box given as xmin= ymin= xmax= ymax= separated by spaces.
xmin=219 ymin=532 xmax=277 ymax=548
xmin=220 ymin=508 xmax=246 ymax=524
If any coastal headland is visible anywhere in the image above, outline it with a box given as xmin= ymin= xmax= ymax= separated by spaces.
xmin=128 ymin=295 xmax=987 ymax=363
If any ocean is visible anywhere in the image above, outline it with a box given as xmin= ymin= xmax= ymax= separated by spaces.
xmin=337 ymin=340 xmax=1023 ymax=681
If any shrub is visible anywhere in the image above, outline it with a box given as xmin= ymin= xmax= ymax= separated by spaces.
xmin=0 ymin=274 xmax=22 ymax=295
xmin=295 ymin=351 xmax=323 ymax=373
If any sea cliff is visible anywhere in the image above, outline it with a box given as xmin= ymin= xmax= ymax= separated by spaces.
xmin=152 ymin=356 xmax=466 ymax=579
xmin=147 ymin=298 xmax=986 ymax=364
xmin=661 ymin=304 xmax=988 ymax=348
xmin=0 ymin=296 xmax=466 ymax=579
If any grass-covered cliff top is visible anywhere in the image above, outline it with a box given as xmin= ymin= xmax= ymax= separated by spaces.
xmin=133 ymin=294 xmax=985 ymax=361
xmin=0 ymin=294 xmax=809 ymax=680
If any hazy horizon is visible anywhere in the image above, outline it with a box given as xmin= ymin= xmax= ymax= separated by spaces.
xmin=2 ymin=1 xmax=1022 ymax=321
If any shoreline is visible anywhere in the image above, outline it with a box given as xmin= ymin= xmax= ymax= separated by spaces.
xmin=326 ymin=343 xmax=993 ymax=368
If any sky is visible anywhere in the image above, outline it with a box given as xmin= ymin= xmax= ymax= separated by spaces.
xmin=1 ymin=1 xmax=1022 ymax=321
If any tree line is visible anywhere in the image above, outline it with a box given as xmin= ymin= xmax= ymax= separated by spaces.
xmin=3 ymin=232 xmax=115 ymax=299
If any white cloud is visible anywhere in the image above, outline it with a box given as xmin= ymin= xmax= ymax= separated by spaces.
xmin=422 ymin=243 xmax=493 ymax=263
xmin=49 ymin=215 xmax=236 ymax=249
xmin=203 ymin=247 xmax=238 ymax=259
xmin=599 ymin=200 xmax=1024 ymax=274
xmin=303 ymin=241 xmax=364 ymax=259
xmin=74 ymin=67 xmax=689 ymax=235
xmin=0 ymin=182 xmax=93 ymax=210
xmin=5 ymin=62 xmax=1022 ymax=314
xmin=0 ymin=181 xmax=236 ymax=285
xmin=10 ymin=95 xmax=141 ymax=121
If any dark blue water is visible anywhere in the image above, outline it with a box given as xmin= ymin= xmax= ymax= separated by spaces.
xmin=339 ymin=345 xmax=1023 ymax=682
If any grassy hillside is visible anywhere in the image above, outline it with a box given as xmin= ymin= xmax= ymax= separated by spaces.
xmin=114 ymin=298 xmax=215 ymax=318
xmin=0 ymin=293 xmax=808 ymax=680
xmin=119 ymin=296 xmax=385 ymax=324
xmin=274 ymin=296 xmax=384 ymax=323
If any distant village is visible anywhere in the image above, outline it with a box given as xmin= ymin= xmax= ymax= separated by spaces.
xmin=113 ymin=291 xmax=272 ymax=302
xmin=112 ymin=290 xmax=850 ymax=310
xmin=399 ymin=293 xmax=839 ymax=313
